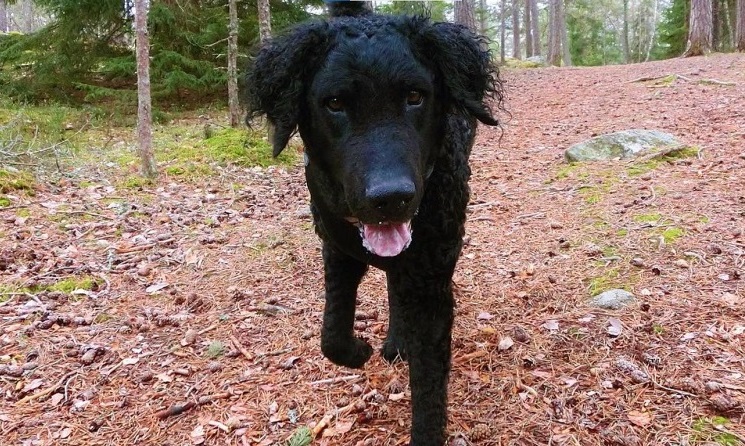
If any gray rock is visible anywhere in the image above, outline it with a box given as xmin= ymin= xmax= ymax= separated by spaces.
xmin=589 ymin=289 xmax=636 ymax=310
xmin=565 ymin=130 xmax=681 ymax=162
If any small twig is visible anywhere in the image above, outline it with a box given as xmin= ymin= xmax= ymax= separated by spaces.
xmin=229 ymin=335 xmax=254 ymax=360
xmin=155 ymin=401 xmax=196 ymax=419
xmin=256 ymin=347 xmax=293 ymax=359
xmin=197 ymin=324 xmax=219 ymax=335
xmin=647 ymin=373 xmax=698 ymax=398
xmin=16 ymin=371 xmax=77 ymax=405
xmin=310 ymin=374 xmax=361 ymax=386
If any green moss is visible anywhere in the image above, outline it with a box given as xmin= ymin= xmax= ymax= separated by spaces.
xmin=616 ymin=228 xmax=629 ymax=237
xmin=0 ymin=196 xmax=10 ymax=207
xmin=633 ymin=213 xmax=663 ymax=223
xmin=579 ymin=186 xmax=603 ymax=205
xmin=120 ymin=176 xmax=155 ymax=190
xmin=286 ymin=426 xmax=312 ymax=446
xmin=48 ymin=276 xmax=98 ymax=293
xmin=16 ymin=208 xmax=30 ymax=217
xmin=94 ymin=313 xmax=113 ymax=324
xmin=662 ymin=227 xmax=685 ymax=244
xmin=626 ymin=146 xmax=699 ymax=176
xmin=587 ymin=269 xmax=623 ymax=296
xmin=200 ymin=127 xmax=297 ymax=167
xmin=555 ymin=163 xmax=580 ymax=180
xmin=0 ymin=169 xmax=35 ymax=193
xmin=691 ymin=417 xmax=739 ymax=445
xmin=206 ymin=341 xmax=225 ymax=358
xmin=652 ymin=324 xmax=665 ymax=334
xmin=503 ymin=58 xmax=544 ymax=69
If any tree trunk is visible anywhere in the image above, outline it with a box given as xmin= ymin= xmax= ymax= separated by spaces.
xmin=512 ymin=0 xmax=521 ymax=58
xmin=644 ymin=0 xmax=659 ymax=61
xmin=559 ymin=0 xmax=572 ymax=66
xmin=500 ymin=0 xmax=507 ymax=63
xmin=685 ymin=0 xmax=713 ymax=56
xmin=227 ymin=0 xmax=240 ymax=128
xmin=135 ymin=0 xmax=157 ymax=179
xmin=727 ymin=0 xmax=737 ymax=47
xmin=547 ymin=0 xmax=561 ymax=65
xmin=0 ymin=0 xmax=8 ymax=33
xmin=737 ymin=0 xmax=745 ymax=50
xmin=257 ymin=0 xmax=272 ymax=43
xmin=455 ymin=0 xmax=477 ymax=30
xmin=524 ymin=0 xmax=533 ymax=57
xmin=712 ymin=0 xmax=720 ymax=49
xmin=479 ymin=0 xmax=488 ymax=35
xmin=530 ymin=0 xmax=540 ymax=56
xmin=623 ymin=0 xmax=630 ymax=63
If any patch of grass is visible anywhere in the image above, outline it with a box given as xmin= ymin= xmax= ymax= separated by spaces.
xmin=0 ymin=196 xmax=10 ymax=207
xmin=616 ymin=228 xmax=629 ymax=237
xmin=652 ymin=324 xmax=665 ymax=334
xmin=206 ymin=341 xmax=225 ymax=358
xmin=691 ymin=416 xmax=739 ymax=445
xmin=16 ymin=208 xmax=30 ymax=217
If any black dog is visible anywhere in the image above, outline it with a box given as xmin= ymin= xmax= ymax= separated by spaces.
xmin=246 ymin=4 xmax=502 ymax=444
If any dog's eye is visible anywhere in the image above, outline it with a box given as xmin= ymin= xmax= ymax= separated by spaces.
xmin=326 ymin=97 xmax=345 ymax=112
xmin=406 ymin=90 xmax=423 ymax=106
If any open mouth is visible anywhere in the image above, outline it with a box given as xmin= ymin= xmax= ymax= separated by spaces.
xmin=346 ymin=218 xmax=412 ymax=257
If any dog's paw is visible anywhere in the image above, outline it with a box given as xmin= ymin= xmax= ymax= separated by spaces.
xmin=321 ymin=336 xmax=373 ymax=369
xmin=382 ymin=336 xmax=408 ymax=363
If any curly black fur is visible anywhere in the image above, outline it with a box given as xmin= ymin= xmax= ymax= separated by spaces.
xmin=246 ymin=10 xmax=503 ymax=446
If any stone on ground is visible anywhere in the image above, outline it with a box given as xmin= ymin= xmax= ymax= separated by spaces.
xmin=565 ymin=130 xmax=681 ymax=162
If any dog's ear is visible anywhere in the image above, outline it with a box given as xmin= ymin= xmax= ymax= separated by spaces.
xmin=246 ymin=23 xmax=330 ymax=157
xmin=415 ymin=22 xmax=503 ymax=126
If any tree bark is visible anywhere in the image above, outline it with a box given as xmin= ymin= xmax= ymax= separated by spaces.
xmin=623 ymin=0 xmax=631 ymax=63
xmin=559 ymin=0 xmax=572 ymax=66
xmin=512 ymin=0 xmax=521 ymax=58
xmin=712 ymin=0 xmax=720 ymax=49
xmin=547 ymin=0 xmax=561 ymax=66
xmin=500 ymin=0 xmax=507 ymax=63
xmin=0 ymin=0 xmax=8 ymax=33
xmin=455 ymin=0 xmax=477 ymax=30
xmin=685 ymin=0 xmax=713 ymax=56
xmin=135 ymin=0 xmax=157 ymax=179
xmin=737 ymin=0 xmax=745 ymax=50
xmin=530 ymin=0 xmax=540 ymax=56
xmin=524 ymin=0 xmax=532 ymax=57
xmin=257 ymin=0 xmax=272 ymax=43
xmin=227 ymin=0 xmax=240 ymax=128
xmin=479 ymin=0 xmax=488 ymax=35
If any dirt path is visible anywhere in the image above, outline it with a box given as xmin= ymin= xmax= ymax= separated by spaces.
xmin=2 ymin=54 xmax=744 ymax=446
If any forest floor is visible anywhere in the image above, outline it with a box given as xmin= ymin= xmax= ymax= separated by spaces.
xmin=1 ymin=53 xmax=744 ymax=446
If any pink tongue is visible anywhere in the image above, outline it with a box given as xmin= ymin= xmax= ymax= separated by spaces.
xmin=361 ymin=222 xmax=412 ymax=257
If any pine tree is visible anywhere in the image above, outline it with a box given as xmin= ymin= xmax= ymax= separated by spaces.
xmin=685 ymin=0 xmax=713 ymax=56
xmin=135 ymin=0 xmax=156 ymax=179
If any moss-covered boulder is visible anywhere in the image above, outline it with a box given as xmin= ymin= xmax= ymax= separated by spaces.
xmin=565 ymin=130 xmax=682 ymax=162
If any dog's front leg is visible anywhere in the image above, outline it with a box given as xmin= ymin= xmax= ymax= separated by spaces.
xmin=320 ymin=243 xmax=373 ymax=369
xmin=389 ymin=272 xmax=455 ymax=446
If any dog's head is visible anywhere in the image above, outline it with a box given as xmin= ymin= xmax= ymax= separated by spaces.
xmin=246 ymin=13 xmax=502 ymax=257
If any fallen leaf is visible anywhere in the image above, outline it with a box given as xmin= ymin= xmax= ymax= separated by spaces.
xmin=542 ymin=320 xmax=559 ymax=331
xmin=146 ymin=282 xmax=169 ymax=294
xmin=498 ymin=336 xmax=514 ymax=351
xmin=155 ymin=373 xmax=173 ymax=383
xmin=122 ymin=357 xmax=139 ymax=366
xmin=607 ymin=318 xmax=623 ymax=337
xmin=51 ymin=393 xmax=65 ymax=406
xmin=22 ymin=379 xmax=45 ymax=394
xmin=627 ymin=410 xmax=653 ymax=426
xmin=477 ymin=311 xmax=494 ymax=320
xmin=389 ymin=392 xmax=405 ymax=401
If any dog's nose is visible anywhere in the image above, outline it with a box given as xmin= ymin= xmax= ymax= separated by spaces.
xmin=365 ymin=180 xmax=416 ymax=218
